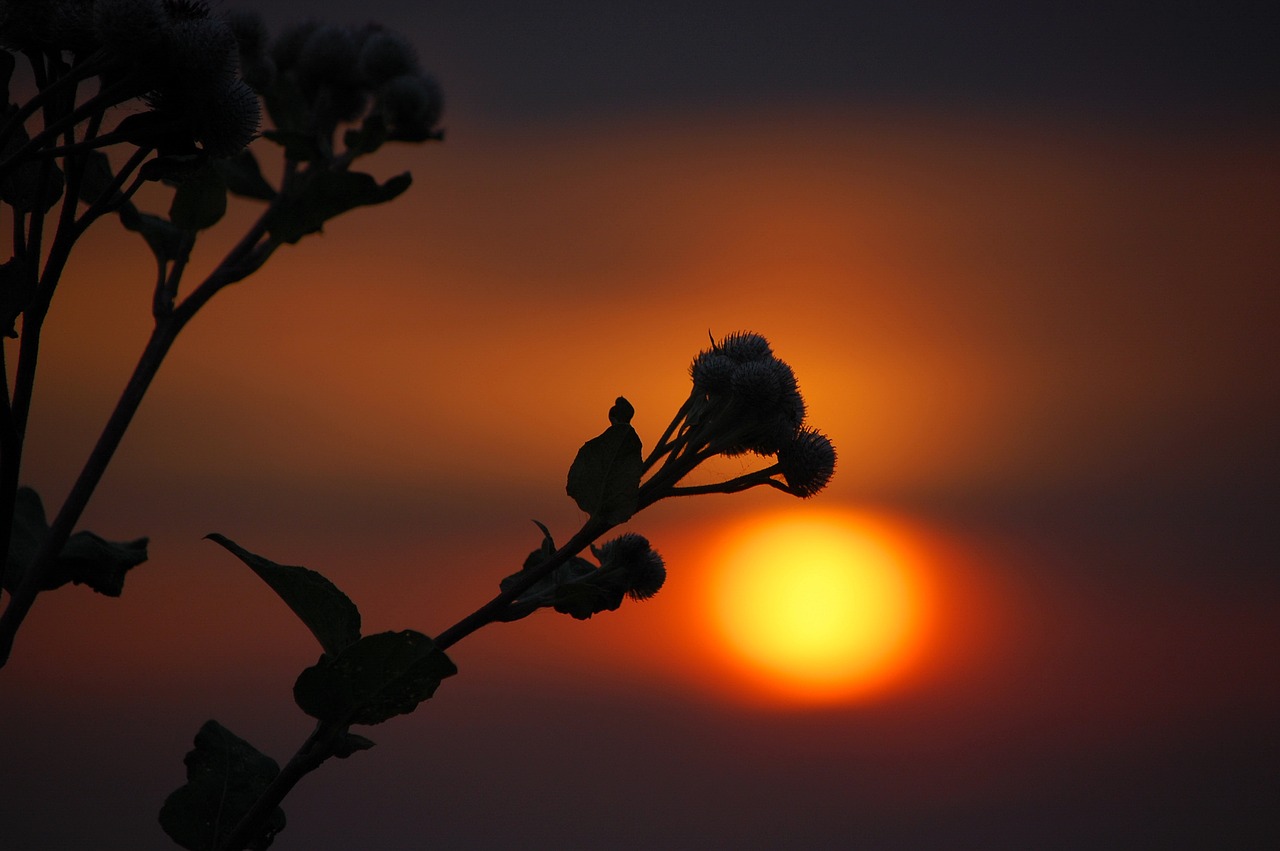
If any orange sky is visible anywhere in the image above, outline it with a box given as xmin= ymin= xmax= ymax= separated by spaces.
xmin=5 ymin=106 xmax=1279 ymax=847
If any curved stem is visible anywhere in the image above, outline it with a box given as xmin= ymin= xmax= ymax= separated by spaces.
xmin=215 ymin=721 xmax=344 ymax=851
xmin=0 ymin=199 xmax=279 ymax=667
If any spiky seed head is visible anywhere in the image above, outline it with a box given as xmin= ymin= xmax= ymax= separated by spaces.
xmin=166 ymin=16 xmax=238 ymax=90
xmin=194 ymin=77 xmax=260 ymax=156
xmin=690 ymin=349 xmax=735 ymax=394
xmin=777 ymin=427 xmax=836 ymax=497
xmin=716 ymin=331 xmax=773 ymax=363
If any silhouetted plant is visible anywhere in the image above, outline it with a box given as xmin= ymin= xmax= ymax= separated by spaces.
xmin=0 ymin=5 xmax=835 ymax=849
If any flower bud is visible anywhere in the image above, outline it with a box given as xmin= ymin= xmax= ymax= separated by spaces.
xmin=358 ymin=30 xmax=419 ymax=86
xmin=596 ymin=533 xmax=667 ymax=601
xmin=271 ymin=20 xmax=319 ymax=72
xmin=377 ymin=72 xmax=443 ymax=141
xmin=777 ymin=427 xmax=836 ymax=497
xmin=690 ymin=349 xmax=735 ymax=394
xmin=295 ymin=24 xmax=358 ymax=91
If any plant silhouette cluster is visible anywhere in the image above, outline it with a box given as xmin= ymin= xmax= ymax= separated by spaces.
xmin=0 ymin=4 xmax=836 ymax=849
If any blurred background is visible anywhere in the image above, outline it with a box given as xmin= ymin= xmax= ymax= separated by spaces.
xmin=2 ymin=1 xmax=1278 ymax=847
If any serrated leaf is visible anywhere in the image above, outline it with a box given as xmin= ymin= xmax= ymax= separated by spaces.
xmin=293 ymin=630 xmax=456 ymax=726
xmin=565 ymin=397 xmax=643 ymax=524
xmin=159 ymin=720 xmax=285 ymax=851
xmin=214 ymin=149 xmax=276 ymax=200
xmin=207 ymin=533 xmax=361 ymax=656
xmin=2 ymin=486 xmax=147 ymax=596
xmin=265 ymin=170 xmax=411 ymax=244
xmin=169 ymin=161 xmax=227 ymax=230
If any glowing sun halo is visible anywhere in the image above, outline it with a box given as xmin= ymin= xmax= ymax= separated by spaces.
xmin=708 ymin=510 xmax=927 ymax=704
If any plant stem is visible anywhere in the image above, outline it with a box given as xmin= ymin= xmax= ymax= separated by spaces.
xmin=434 ymin=516 xmax=610 ymax=651
xmin=0 ymin=206 xmax=278 ymax=667
xmin=216 ymin=721 xmax=344 ymax=851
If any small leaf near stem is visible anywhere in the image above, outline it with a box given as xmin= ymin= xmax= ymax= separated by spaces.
xmin=566 ymin=396 xmax=643 ymax=525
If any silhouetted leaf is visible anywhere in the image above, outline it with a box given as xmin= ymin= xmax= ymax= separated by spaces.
xmin=214 ymin=149 xmax=276 ymax=200
xmin=265 ymin=170 xmax=411 ymax=244
xmin=294 ymin=630 xmax=456 ymax=726
xmin=118 ymin=202 xmax=187 ymax=266
xmin=207 ymin=533 xmax=361 ymax=656
xmin=331 ymin=732 xmax=375 ymax=759
xmin=553 ymin=575 xmax=625 ymax=620
xmin=1 ymin=51 xmax=14 ymax=105
xmin=74 ymin=150 xmax=119 ymax=206
xmin=159 ymin=720 xmax=285 ymax=851
xmin=2 ymin=486 xmax=147 ymax=596
xmin=2 ymin=487 xmax=45 ymax=592
xmin=140 ymin=153 xmax=204 ymax=183
xmin=114 ymin=110 xmax=198 ymax=154
xmin=169 ymin=161 xmax=227 ymax=230
xmin=0 ymin=142 xmax=64 ymax=213
xmin=342 ymin=114 xmax=386 ymax=157
xmin=565 ymin=396 xmax=643 ymax=524
xmin=58 ymin=530 xmax=148 ymax=596
xmin=0 ymin=252 xmax=36 ymax=338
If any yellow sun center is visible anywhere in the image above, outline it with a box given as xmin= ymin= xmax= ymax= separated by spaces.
xmin=709 ymin=510 xmax=925 ymax=703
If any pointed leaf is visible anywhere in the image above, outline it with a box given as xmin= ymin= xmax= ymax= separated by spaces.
xmin=207 ymin=533 xmax=361 ymax=656
xmin=293 ymin=630 xmax=456 ymax=726
xmin=118 ymin=202 xmax=187 ymax=265
xmin=169 ymin=161 xmax=227 ymax=230
xmin=75 ymin=150 xmax=121 ymax=207
xmin=159 ymin=720 xmax=285 ymax=851
xmin=565 ymin=396 xmax=643 ymax=524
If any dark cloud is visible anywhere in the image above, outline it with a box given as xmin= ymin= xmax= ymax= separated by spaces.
xmin=248 ymin=0 xmax=1280 ymax=121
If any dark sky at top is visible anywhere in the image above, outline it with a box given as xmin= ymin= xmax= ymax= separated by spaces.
xmin=261 ymin=0 xmax=1280 ymax=123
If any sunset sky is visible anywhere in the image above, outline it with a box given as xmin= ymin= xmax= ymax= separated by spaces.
xmin=2 ymin=1 xmax=1278 ymax=848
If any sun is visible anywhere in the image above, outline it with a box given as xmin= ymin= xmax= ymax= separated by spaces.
xmin=707 ymin=509 xmax=928 ymax=704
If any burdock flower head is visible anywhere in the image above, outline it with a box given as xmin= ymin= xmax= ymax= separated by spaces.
xmin=637 ymin=331 xmax=835 ymax=506
xmin=497 ymin=527 xmax=666 ymax=622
